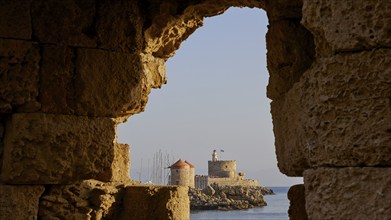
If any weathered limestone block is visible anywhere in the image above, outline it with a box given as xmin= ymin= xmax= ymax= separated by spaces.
xmin=39 ymin=180 xmax=135 ymax=220
xmin=143 ymin=0 xmax=271 ymax=58
xmin=288 ymin=184 xmax=308 ymax=220
xmin=120 ymin=185 xmax=190 ymax=220
xmin=0 ymin=185 xmax=45 ymax=220
xmin=265 ymin=0 xmax=303 ymax=21
xmin=271 ymin=88 xmax=310 ymax=176
xmin=39 ymin=181 xmax=188 ymax=220
xmin=273 ymin=49 xmax=391 ymax=175
xmin=0 ymin=39 xmax=40 ymax=113
xmin=31 ymin=0 xmax=97 ymax=47
xmin=111 ymin=143 xmax=131 ymax=183
xmin=141 ymin=53 xmax=167 ymax=89
xmin=39 ymin=45 xmax=75 ymax=114
xmin=0 ymin=118 xmax=3 ymax=140
xmin=143 ymin=1 xmax=204 ymax=58
xmin=95 ymin=0 xmax=143 ymax=53
xmin=74 ymin=48 xmax=146 ymax=116
xmin=0 ymin=117 xmax=4 ymax=181
xmin=302 ymin=0 xmax=391 ymax=56
xmin=302 ymin=49 xmax=391 ymax=168
xmin=0 ymin=118 xmax=3 ymax=138
xmin=304 ymin=167 xmax=391 ymax=220
xmin=266 ymin=19 xmax=315 ymax=99
xmin=0 ymin=0 xmax=32 ymax=39
xmin=1 ymin=113 xmax=129 ymax=184
xmin=39 ymin=47 xmax=165 ymax=117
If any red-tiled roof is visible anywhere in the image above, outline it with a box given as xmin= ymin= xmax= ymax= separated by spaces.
xmin=185 ymin=160 xmax=194 ymax=168
xmin=170 ymin=159 xmax=190 ymax=169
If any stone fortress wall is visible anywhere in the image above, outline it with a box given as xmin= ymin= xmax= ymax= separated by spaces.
xmin=194 ymin=151 xmax=259 ymax=189
xmin=195 ymin=172 xmax=259 ymax=189
xmin=208 ymin=177 xmax=259 ymax=187
xmin=208 ymin=160 xmax=237 ymax=178
xmin=199 ymin=160 xmax=259 ymax=189
xmin=0 ymin=0 xmax=390 ymax=219
xmin=195 ymin=175 xmax=208 ymax=189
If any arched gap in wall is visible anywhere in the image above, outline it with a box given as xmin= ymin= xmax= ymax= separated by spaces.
xmin=117 ymin=6 xmax=303 ymax=216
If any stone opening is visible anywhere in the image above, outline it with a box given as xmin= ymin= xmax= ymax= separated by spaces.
xmin=123 ymin=1 xmax=314 ymax=218
xmin=140 ymin=0 xmax=315 ymax=177
xmin=119 ymin=6 xmax=305 ymax=187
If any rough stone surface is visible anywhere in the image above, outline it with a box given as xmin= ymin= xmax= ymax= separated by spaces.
xmin=265 ymin=0 xmax=302 ymax=21
xmin=304 ymin=167 xmax=391 ymax=220
xmin=111 ymin=144 xmax=131 ymax=182
xmin=0 ymin=185 xmax=45 ymax=220
xmin=273 ymin=49 xmax=391 ymax=176
xmin=202 ymin=185 xmax=215 ymax=196
xmin=288 ymin=184 xmax=308 ymax=220
xmin=121 ymin=185 xmax=189 ymax=220
xmin=0 ymin=0 xmax=390 ymax=219
xmin=141 ymin=53 xmax=167 ymax=89
xmin=302 ymin=49 xmax=391 ymax=168
xmin=39 ymin=180 xmax=136 ymax=220
xmin=189 ymin=185 xmax=271 ymax=210
xmin=302 ymin=0 xmax=391 ymax=56
xmin=272 ymin=83 xmax=310 ymax=176
xmin=39 ymin=45 xmax=75 ymax=114
xmin=0 ymin=118 xmax=3 ymax=139
xmin=0 ymin=117 xmax=4 ymax=182
xmin=95 ymin=0 xmax=143 ymax=53
xmin=0 ymin=39 xmax=40 ymax=113
xmin=143 ymin=3 xmax=204 ymax=58
xmin=0 ymin=0 xmax=32 ymax=39
xmin=266 ymin=18 xmax=315 ymax=100
xmin=38 ymin=181 xmax=188 ymax=220
xmin=31 ymin=0 xmax=97 ymax=47
xmin=143 ymin=0 xmax=266 ymax=59
xmin=73 ymin=48 xmax=146 ymax=117
xmin=1 ymin=113 xmax=128 ymax=184
xmin=39 ymin=48 xmax=166 ymax=117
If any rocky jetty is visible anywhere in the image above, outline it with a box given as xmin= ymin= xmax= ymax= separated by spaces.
xmin=189 ymin=184 xmax=274 ymax=210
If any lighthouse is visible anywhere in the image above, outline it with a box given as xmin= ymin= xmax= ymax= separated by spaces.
xmin=212 ymin=149 xmax=218 ymax=161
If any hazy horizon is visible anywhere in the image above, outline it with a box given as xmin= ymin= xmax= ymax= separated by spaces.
xmin=117 ymin=7 xmax=303 ymax=186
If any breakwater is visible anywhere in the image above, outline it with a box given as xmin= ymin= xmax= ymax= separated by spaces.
xmin=189 ymin=184 xmax=274 ymax=210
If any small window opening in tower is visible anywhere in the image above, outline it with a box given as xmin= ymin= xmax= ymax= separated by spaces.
xmin=117 ymin=7 xmax=303 ymax=219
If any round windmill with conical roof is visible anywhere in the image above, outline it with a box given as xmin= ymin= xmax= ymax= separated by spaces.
xmin=169 ymin=159 xmax=195 ymax=188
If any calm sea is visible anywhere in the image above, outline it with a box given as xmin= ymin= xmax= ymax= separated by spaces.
xmin=190 ymin=187 xmax=289 ymax=220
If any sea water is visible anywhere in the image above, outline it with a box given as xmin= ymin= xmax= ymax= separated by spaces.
xmin=190 ymin=187 xmax=289 ymax=220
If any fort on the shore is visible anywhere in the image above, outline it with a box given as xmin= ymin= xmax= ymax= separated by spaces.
xmin=169 ymin=150 xmax=258 ymax=189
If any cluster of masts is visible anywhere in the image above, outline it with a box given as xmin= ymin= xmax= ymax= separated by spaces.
xmin=136 ymin=149 xmax=176 ymax=184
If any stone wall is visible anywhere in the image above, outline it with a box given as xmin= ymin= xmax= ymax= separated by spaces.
xmin=208 ymin=160 xmax=237 ymax=178
xmin=195 ymin=175 xmax=209 ymax=189
xmin=208 ymin=177 xmax=259 ymax=187
xmin=0 ymin=0 xmax=186 ymax=219
xmin=0 ymin=0 xmax=389 ymax=219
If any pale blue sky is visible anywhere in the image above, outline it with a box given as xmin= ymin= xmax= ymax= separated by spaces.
xmin=118 ymin=7 xmax=303 ymax=186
